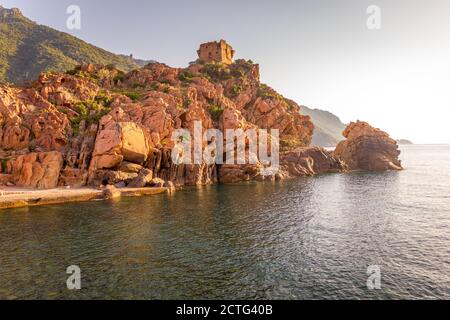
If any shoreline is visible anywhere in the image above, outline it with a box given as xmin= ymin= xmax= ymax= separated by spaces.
xmin=0 ymin=186 xmax=168 ymax=210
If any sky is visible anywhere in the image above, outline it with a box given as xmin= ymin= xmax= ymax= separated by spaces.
xmin=2 ymin=0 xmax=450 ymax=143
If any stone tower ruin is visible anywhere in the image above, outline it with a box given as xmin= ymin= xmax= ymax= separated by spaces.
xmin=197 ymin=40 xmax=235 ymax=65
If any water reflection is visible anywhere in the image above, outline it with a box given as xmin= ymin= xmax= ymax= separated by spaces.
xmin=0 ymin=146 xmax=449 ymax=299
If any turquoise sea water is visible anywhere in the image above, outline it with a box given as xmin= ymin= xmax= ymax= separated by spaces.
xmin=0 ymin=145 xmax=449 ymax=299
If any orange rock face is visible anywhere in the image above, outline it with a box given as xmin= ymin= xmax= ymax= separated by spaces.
xmin=334 ymin=121 xmax=403 ymax=171
xmin=0 ymin=58 xmax=331 ymax=189
xmin=89 ymin=122 xmax=147 ymax=171
xmin=280 ymin=147 xmax=346 ymax=177
xmin=9 ymin=151 xmax=63 ymax=189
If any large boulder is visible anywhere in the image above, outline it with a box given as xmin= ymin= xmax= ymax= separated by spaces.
xmin=89 ymin=170 xmax=138 ymax=187
xmin=89 ymin=121 xmax=148 ymax=174
xmin=147 ymin=177 xmax=165 ymax=188
xmin=334 ymin=121 xmax=403 ymax=171
xmin=103 ymin=185 xmax=121 ymax=200
xmin=118 ymin=161 xmax=143 ymax=173
xmin=120 ymin=122 xmax=148 ymax=163
xmin=127 ymin=168 xmax=153 ymax=188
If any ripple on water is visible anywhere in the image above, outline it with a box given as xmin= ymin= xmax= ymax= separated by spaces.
xmin=0 ymin=145 xmax=449 ymax=299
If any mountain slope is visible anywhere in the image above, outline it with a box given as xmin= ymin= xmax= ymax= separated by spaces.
xmin=301 ymin=105 xmax=346 ymax=147
xmin=0 ymin=6 xmax=144 ymax=84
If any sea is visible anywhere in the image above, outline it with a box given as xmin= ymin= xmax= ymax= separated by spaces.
xmin=0 ymin=145 xmax=449 ymax=299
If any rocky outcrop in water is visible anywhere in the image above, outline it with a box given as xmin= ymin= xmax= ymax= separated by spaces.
xmin=334 ymin=121 xmax=403 ymax=171
xmin=280 ymin=147 xmax=346 ymax=177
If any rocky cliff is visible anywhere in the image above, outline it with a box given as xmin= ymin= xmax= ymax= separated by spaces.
xmin=1 ymin=59 xmax=347 ymax=189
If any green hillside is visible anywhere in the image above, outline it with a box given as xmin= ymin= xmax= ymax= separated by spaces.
xmin=0 ymin=6 xmax=143 ymax=84
xmin=301 ymin=105 xmax=346 ymax=147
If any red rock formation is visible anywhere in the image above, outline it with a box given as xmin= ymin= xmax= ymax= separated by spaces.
xmin=334 ymin=121 xmax=403 ymax=171
xmin=0 ymin=173 xmax=12 ymax=186
xmin=8 ymin=151 xmax=63 ymax=189
xmin=0 ymin=55 xmax=347 ymax=189
xmin=280 ymin=147 xmax=346 ymax=177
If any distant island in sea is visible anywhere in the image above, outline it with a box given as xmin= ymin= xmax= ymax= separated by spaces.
xmin=397 ymin=139 xmax=414 ymax=145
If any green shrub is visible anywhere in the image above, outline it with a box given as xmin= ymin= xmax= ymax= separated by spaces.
xmin=231 ymin=68 xmax=245 ymax=78
xmin=231 ymin=84 xmax=242 ymax=96
xmin=183 ymin=98 xmax=193 ymax=108
xmin=0 ymin=158 xmax=9 ymax=173
xmin=105 ymin=63 xmax=117 ymax=70
xmin=257 ymin=83 xmax=282 ymax=100
xmin=75 ymin=102 xmax=89 ymax=117
xmin=285 ymin=101 xmax=295 ymax=111
xmin=203 ymin=74 xmax=212 ymax=82
xmin=65 ymin=69 xmax=78 ymax=76
xmin=65 ymin=65 xmax=82 ymax=76
xmin=179 ymin=71 xmax=194 ymax=83
xmin=150 ymin=82 xmax=159 ymax=91
xmin=70 ymin=116 xmax=81 ymax=136
xmin=94 ymin=93 xmax=113 ymax=107
xmin=113 ymin=72 xmax=125 ymax=84
xmin=162 ymin=86 xmax=170 ymax=94
xmin=70 ymin=96 xmax=113 ymax=135
xmin=208 ymin=104 xmax=223 ymax=122
xmin=201 ymin=63 xmax=233 ymax=82
xmin=123 ymin=91 xmax=141 ymax=102
xmin=132 ymin=83 xmax=145 ymax=89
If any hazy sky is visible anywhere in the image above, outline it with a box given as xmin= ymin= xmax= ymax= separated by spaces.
xmin=2 ymin=0 xmax=450 ymax=143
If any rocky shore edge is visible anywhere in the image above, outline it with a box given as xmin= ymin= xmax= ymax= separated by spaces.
xmin=0 ymin=185 xmax=169 ymax=210
xmin=0 ymin=119 xmax=404 ymax=210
